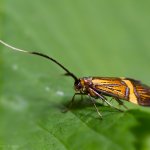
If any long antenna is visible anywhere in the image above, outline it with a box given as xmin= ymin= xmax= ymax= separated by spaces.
xmin=0 ymin=40 xmax=78 ymax=81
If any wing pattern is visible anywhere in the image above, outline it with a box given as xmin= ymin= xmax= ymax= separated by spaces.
xmin=127 ymin=78 xmax=150 ymax=106
xmin=92 ymin=77 xmax=129 ymax=100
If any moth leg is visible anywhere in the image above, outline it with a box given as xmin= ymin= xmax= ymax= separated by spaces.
xmin=109 ymin=97 xmax=114 ymax=103
xmin=81 ymin=94 xmax=84 ymax=101
xmin=114 ymin=97 xmax=128 ymax=110
xmin=88 ymin=95 xmax=102 ymax=119
xmin=71 ymin=93 xmax=87 ymax=106
xmin=102 ymin=96 xmax=123 ymax=112
xmin=90 ymin=88 xmax=123 ymax=112
xmin=100 ymin=95 xmax=124 ymax=112
xmin=63 ymin=93 xmax=86 ymax=112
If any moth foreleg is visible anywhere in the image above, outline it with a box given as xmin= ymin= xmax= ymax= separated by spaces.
xmin=64 ymin=93 xmax=86 ymax=112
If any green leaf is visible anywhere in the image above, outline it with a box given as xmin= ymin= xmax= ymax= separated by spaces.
xmin=1 ymin=0 xmax=150 ymax=150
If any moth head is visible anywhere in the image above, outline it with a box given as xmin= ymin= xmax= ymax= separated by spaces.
xmin=74 ymin=78 xmax=85 ymax=92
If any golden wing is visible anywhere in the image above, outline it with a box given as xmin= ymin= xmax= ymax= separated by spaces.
xmin=92 ymin=77 xmax=129 ymax=100
xmin=125 ymin=78 xmax=150 ymax=106
xmin=92 ymin=77 xmax=150 ymax=106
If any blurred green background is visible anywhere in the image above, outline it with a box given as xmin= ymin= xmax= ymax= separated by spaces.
xmin=1 ymin=0 xmax=150 ymax=150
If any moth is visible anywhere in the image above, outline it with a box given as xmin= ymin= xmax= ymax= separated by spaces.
xmin=1 ymin=40 xmax=150 ymax=118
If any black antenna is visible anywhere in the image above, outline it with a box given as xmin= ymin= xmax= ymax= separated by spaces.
xmin=0 ymin=40 xmax=78 ymax=81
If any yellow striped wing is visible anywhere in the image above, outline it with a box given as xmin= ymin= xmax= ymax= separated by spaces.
xmin=92 ymin=77 xmax=128 ymax=100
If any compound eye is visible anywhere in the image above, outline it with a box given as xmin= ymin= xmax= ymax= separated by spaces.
xmin=77 ymin=83 xmax=82 ymax=89
xmin=74 ymin=80 xmax=82 ymax=91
